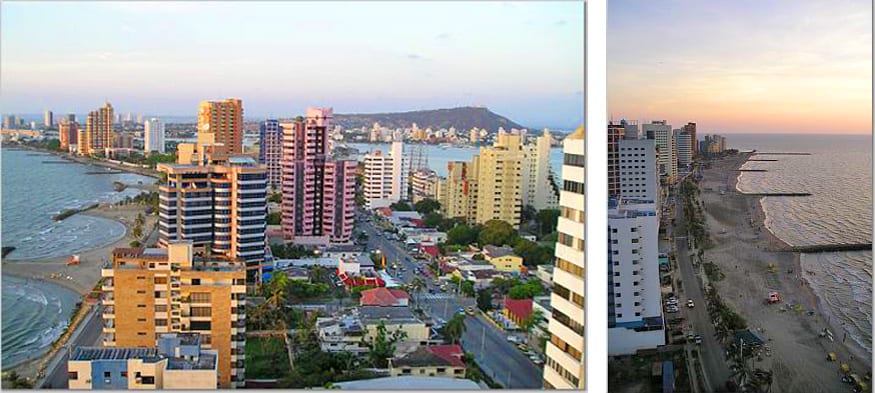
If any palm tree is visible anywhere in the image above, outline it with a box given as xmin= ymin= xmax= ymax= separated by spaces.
xmin=728 ymin=339 xmax=753 ymax=389
xmin=520 ymin=309 xmax=545 ymax=345
xmin=410 ymin=277 xmax=426 ymax=307
xmin=265 ymin=272 xmax=289 ymax=309
xmin=751 ymin=368 xmax=774 ymax=393
xmin=443 ymin=313 xmax=467 ymax=345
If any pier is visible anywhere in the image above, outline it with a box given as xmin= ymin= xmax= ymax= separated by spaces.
xmin=53 ymin=203 xmax=100 ymax=221
xmin=747 ymin=159 xmax=778 ymax=162
xmin=41 ymin=161 xmax=76 ymax=164
xmin=779 ymin=243 xmax=872 ymax=253
xmin=752 ymin=152 xmax=811 ymax=155
xmin=742 ymin=192 xmax=811 ymax=197
xmin=84 ymin=171 xmax=123 ymax=175
xmin=736 ymin=169 xmax=767 ymax=172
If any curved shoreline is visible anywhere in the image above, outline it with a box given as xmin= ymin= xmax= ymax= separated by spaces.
xmin=3 ymin=213 xmax=127 ymax=264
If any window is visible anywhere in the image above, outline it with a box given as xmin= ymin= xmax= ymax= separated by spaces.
xmin=121 ymin=371 xmax=128 ymax=378
xmin=155 ymin=319 xmax=168 ymax=326
xmin=154 ymin=277 xmax=167 ymax=284
xmin=191 ymin=292 xmax=210 ymax=302
xmin=191 ymin=320 xmax=212 ymax=331
xmin=68 ymin=372 xmax=78 ymax=380
xmin=141 ymin=376 xmax=155 ymax=385
xmin=104 ymin=371 xmax=111 ymax=378
xmin=191 ymin=307 xmax=212 ymax=317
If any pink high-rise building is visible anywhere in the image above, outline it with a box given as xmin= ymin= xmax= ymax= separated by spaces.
xmin=280 ymin=107 xmax=355 ymax=244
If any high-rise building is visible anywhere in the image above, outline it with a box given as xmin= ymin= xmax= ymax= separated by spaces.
xmin=100 ymin=242 xmax=246 ymax=388
xmin=390 ymin=141 xmax=405 ymax=202
xmin=607 ymin=198 xmax=665 ymax=355
xmin=80 ymin=102 xmax=115 ymax=156
xmin=280 ymin=108 xmax=356 ymax=244
xmin=144 ymin=118 xmax=165 ymax=155
xmin=44 ymin=110 xmax=53 ymax=128
xmin=410 ymin=169 xmax=439 ymax=203
xmin=642 ymin=120 xmax=676 ymax=185
xmin=608 ymin=122 xmax=626 ymax=197
xmin=436 ymin=161 xmax=478 ymax=222
xmin=522 ymin=129 xmax=560 ymax=210
xmin=197 ymin=99 xmax=244 ymax=156
xmin=363 ymin=141 xmax=404 ymax=208
xmin=543 ymin=127 xmax=584 ymax=390
xmin=475 ymin=130 xmax=524 ymax=228
xmin=59 ymin=118 xmax=79 ymax=152
xmin=157 ymin=157 xmax=267 ymax=283
xmin=2 ymin=115 xmax=15 ymax=129
xmin=258 ymin=120 xmax=283 ymax=189
xmin=618 ymin=138 xmax=659 ymax=202
xmin=682 ymin=122 xmax=697 ymax=157
xmin=676 ymin=131 xmax=692 ymax=168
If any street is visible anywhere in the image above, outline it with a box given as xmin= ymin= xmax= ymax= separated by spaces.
xmin=673 ymin=192 xmax=730 ymax=391
xmin=359 ymin=213 xmax=544 ymax=388
xmin=43 ymin=305 xmax=104 ymax=389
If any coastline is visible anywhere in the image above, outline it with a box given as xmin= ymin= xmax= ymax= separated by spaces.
xmin=699 ymin=153 xmax=869 ymax=393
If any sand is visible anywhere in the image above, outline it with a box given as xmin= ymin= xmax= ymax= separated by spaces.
xmin=698 ymin=153 xmax=870 ymax=392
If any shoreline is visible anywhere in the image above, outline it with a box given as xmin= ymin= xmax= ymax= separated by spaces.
xmin=699 ymin=153 xmax=869 ymax=392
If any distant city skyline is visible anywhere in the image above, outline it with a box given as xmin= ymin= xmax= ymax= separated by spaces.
xmin=0 ymin=1 xmax=584 ymax=129
xmin=608 ymin=0 xmax=871 ymax=135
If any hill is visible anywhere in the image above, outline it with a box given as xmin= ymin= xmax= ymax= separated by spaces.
xmin=333 ymin=106 xmax=526 ymax=132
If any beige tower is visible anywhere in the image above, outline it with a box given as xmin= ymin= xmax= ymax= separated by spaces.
xmin=197 ymin=99 xmax=244 ymax=156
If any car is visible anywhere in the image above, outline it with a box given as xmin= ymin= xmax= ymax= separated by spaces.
xmin=694 ymin=335 xmax=703 ymax=345
xmin=517 ymin=343 xmax=528 ymax=351
xmin=529 ymin=355 xmax=544 ymax=365
xmin=686 ymin=334 xmax=695 ymax=342
xmin=666 ymin=308 xmax=680 ymax=314
xmin=687 ymin=299 xmax=695 ymax=308
xmin=507 ymin=336 xmax=521 ymax=344
xmin=665 ymin=298 xmax=679 ymax=305
xmin=456 ymin=307 xmax=466 ymax=315
xmin=465 ymin=307 xmax=475 ymax=316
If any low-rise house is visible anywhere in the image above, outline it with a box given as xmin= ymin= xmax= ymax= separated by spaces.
xmin=389 ymin=345 xmax=466 ymax=379
xmin=331 ymin=376 xmax=482 ymax=390
xmin=464 ymin=269 xmax=501 ymax=290
xmin=503 ymin=298 xmax=534 ymax=327
xmin=360 ymin=287 xmax=411 ymax=307
xmin=316 ymin=314 xmax=369 ymax=354
xmin=483 ymin=245 xmax=523 ymax=273
xmin=360 ymin=306 xmax=432 ymax=354
xmin=535 ymin=264 xmax=554 ymax=287
xmin=68 ymin=333 xmax=218 ymax=390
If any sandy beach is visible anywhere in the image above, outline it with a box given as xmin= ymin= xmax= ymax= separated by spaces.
xmin=698 ymin=153 xmax=870 ymax=392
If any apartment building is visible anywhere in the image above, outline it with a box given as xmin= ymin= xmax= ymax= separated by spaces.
xmin=157 ymin=157 xmax=267 ymax=283
xmin=642 ymin=120 xmax=676 ymax=185
xmin=363 ymin=149 xmax=395 ymax=208
xmin=608 ymin=122 xmax=626 ymax=198
xmin=197 ymin=99 xmax=244 ymax=156
xmin=436 ymin=160 xmax=478 ymax=222
xmin=144 ymin=118 xmax=165 ymax=155
xmin=618 ymin=138 xmax=659 ymax=203
xmin=607 ymin=198 xmax=665 ymax=355
xmin=280 ymin=108 xmax=356 ymax=244
xmin=475 ymin=131 xmax=524 ymax=228
xmin=543 ymin=127 xmax=584 ymax=390
xmin=409 ymin=169 xmax=439 ymax=203
xmin=521 ymin=129 xmax=559 ymax=210
xmin=258 ymin=119 xmax=283 ymax=189
xmin=682 ymin=122 xmax=697 ymax=157
xmin=68 ymin=333 xmax=219 ymax=390
xmin=59 ymin=118 xmax=79 ymax=153
xmin=79 ymin=102 xmax=114 ymax=156
xmin=100 ymin=243 xmax=246 ymax=388
xmin=676 ymin=131 xmax=692 ymax=168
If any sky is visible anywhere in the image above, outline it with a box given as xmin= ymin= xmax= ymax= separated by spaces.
xmin=608 ymin=0 xmax=872 ymax=135
xmin=0 ymin=1 xmax=584 ymax=129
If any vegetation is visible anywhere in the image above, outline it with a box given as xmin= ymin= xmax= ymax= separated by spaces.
xmin=269 ymin=192 xmax=282 ymax=203
xmin=508 ymin=280 xmax=544 ymax=299
xmin=447 ymin=224 xmax=481 ymax=246
xmin=390 ymin=201 xmax=412 ymax=211
xmin=703 ymin=262 xmax=725 ymax=282
xmin=2 ymin=371 xmax=33 ymax=389
xmin=270 ymin=244 xmax=315 ymax=259
xmin=413 ymin=198 xmax=441 ymax=215
xmin=478 ymin=219 xmax=516 ymax=246
xmin=535 ymin=209 xmax=561 ymax=236
xmin=460 ymin=280 xmax=475 ymax=297
xmin=476 ymin=289 xmax=494 ymax=311
xmin=441 ymin=313 xmax=467 ymax=345
xmin=363 ymin=320 xmax=407 ymax=368
xmin=246 ymin=336 xmax=291 ymax=379
xmin=267 ymin=212 xmax=281 ymax=225
xmin=513 ymin=238 xmax=555 ymax=267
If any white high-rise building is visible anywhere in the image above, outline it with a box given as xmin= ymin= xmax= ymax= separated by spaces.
xmin=676 ymin=131 xmax=692 ymax=168
xmin=543 ymin=127 xmax=584 ymax=390
xmin=363 ymin=141 xmax=404 ymax=208
xmin=144 ymin=118 xmax=165 ymax=155
xmin=618 ymin=138 xmax=659 ymax=202
xmin=608 ymin=198 xmax=665 ymax=355
xmin=642 ymin=121 xmax=676 ymax=184
xmin=522 ymin=129 xmax=560 ymax=210
xmin=390 ymin=141 xmax=405 ymax=202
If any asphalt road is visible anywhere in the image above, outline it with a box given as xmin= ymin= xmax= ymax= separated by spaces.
xmin=673 ymin=194 xmax=731 ymax=391
xmin=358 ymin=212 xmax=543 ymax=388
xmin=44 ymin=305 xmax=104 ymax=389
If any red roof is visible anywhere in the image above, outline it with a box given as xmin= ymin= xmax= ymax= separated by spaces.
xmin=409 ymin=218 xmax=425 ymax=228
xmin=375 ymin=207 xmax=393 ymax=217
xmin=421 ymin=245 xmax=439 ymax=257
xmin=504 ymin=298 xmax=534 ymax=321
xmin=428 ymin=344 xmax=466 ymax=368
xmin=360 ymin=287 xmax=410 ymax=306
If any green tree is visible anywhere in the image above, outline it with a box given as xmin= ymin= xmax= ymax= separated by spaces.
xmin=460 ymin=280 xmax=475 ymax=297
xmin=267 ymin=212 xmax=281 ymax=225
xmin=535 ymin=209 xmax=561 ymax=235
xmin=447 ymin=224 xmax=480 ymax=245
xmin=423 ymin=212 xmax=444 ymax=228
xmin=508 ymin=281 xmax=543 ymax=299
xmin=442 ymin=313 xmax=467 ymax=345
xmin=269 ymin=192 xmax=282 ymax=203
xmin=413 ymin=199 xmax=441 ymax=215
xmin=390 ymin=201 xmax=412 ymax=211
xmin=520 ymin=308 xmax=545 ymax=343
xmin=478 ymin=219 xmax=517 ymax=246
xmin=476 ymin=289 xmax=494 ymax=312
xmin=264 ymin=272 xmax=289 ymax=308
xmin=363 ymin=320 xmax=407 ymax=368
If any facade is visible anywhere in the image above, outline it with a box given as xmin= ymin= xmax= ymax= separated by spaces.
xmin=642 ymin=120 xmax=676 ymax=185
xmin=701 ymin=134 xmax=727 ymax=155
xmin=157 ymin=157 xmax=267 ymax=283
xmin=409 ymin=169 xmax=439 ymax=203
xmin=607 ymin=199 xmax=665 ymax=355
xmin=68 ymin=333 xmax=219 ymax=390
xmin=436 ymin=160 xmax=478 ymax=222
xmin=682 ymin=122 xmax=697 ymax=156
xmin=543 ymin=127 xmax=584 ymax=390
xmin=475 ymin=131 xmax=524 ymax=228
xmin=100 ymin=243 xmax=246 ymax=388
xmin=521 ymin=129 xmax=559 ymax=211
xmin=80 ymin=102 xmax=114 ymax=156
xmin=503 ymin=297 xmax=534 ymax=326
xmin=280 ymin=108 xmax=355 ymax=244
xmin=608 ymin=122 xmax=625 ymax=197
xmin=618 ymin=138 xmax=659 ymax=202
xmin=258 ymin=119 xmax=283 ymax=188
xmin=389 ymin=345 xmax=466 ymax=379
xmin=363 ymin=149 xmax=395 ymax=208
xmin=197 ymin=99 xmax=244 ymax=156
xmin=144 ymin=118 xmax=165 ymax=155
xmin=44 ymin=110 xmax=53 ymax=127
xmin=482 ymin=245 xmax=523 ymax=273
xmin=676 ymin=131 xmax=692 ymax=168
xmin=59 ymin=118 xmax=79 ymax=152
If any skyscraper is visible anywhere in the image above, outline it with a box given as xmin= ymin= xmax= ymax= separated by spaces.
xmin=543 ymin=127 xmax=584 ymax=390
xmin=475 ymin=130 xmax=524 ymax=228
xmin=618 ymin=138 xmax=659 ymax=202
xmin=280 ymin=107 xmax=356 ymax=244
xmin=157 ymin=157 xmax=267 ymax=283
xmin=676 ymin=131 xmax=692 ymax=168
xmin=642 ymin=120 xmax=676 ymax=185
xmin=363 ymin=141 xmax=404 ymax=208
xmin=682 ymin=122 xmax=697 ymax=157
xmin=80 ymin=102 xmax=114 ymax=156
xmin=44 ymin=110 xmax=53 ymax=127
xmin=436 ymin=160 xmax=478 ymax=222
xmin=59 ymin=118 xmax=79 ymax=152
xmin=258 ymin=119 xmax=283 ymax=189
xmin=608 ymin=121 xmax=626 ymax=197
xmin=100 ymin=242 xmax=246 ymax=388
xmin=521 ymin=129 xmax=560 ymax=210
xmin=144 ymin=118 xmax=166 ymax=155
xmin=197 ymin=99 xmax=244 ymax=156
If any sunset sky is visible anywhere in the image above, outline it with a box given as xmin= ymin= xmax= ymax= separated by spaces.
xmin=608 ymin=0 xmax=871 ymax=134
xmin=1 ymin=1 xmax=583 ymax=129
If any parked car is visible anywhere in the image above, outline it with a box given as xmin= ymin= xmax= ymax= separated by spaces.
xmin=465 ymin=307 xmax=475 ymax=316
xmin=507 ymin=336 xmax=522 ymax=344
xmin=529 ymin=354 xmax=544 ymax=365
xmin=687 ymin=299 xmax=695 ymax=308
xmin=694 ymin=335 xmax=703 ymax=345
xmin=517 ymin=343 xmax=529 ymax=351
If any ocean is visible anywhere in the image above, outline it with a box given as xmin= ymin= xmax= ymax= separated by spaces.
xmin=734 ymin=133 xmax=873 ymax=354
xmin=1 ymin=148 xmax=153 ymax=367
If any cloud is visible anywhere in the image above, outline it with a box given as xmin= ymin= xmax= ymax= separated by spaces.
xmin=436 ymin=33 xmax=452 ymax=40
xmin=555 ymin=20 xmax=567 ymax=26
xmin=407 ymin=53 xmax=423 ymax=60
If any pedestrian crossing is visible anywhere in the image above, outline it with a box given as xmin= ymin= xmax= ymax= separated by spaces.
xmin=418 ymin=293 xmax=456 ymax=301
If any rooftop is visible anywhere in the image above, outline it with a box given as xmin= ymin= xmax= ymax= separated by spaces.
xmin=165 ymin=352 xmax=217 ymax=371
xmin=70 ymin=347 xmax=159 ymax=362
xmin=360 ymin=287 xmax=410 ymax=307
xmin=332 ymin=376 xmax=481 ymax=390
xmin=359 ymin=306 xmax=422 ymax=324
xmin=504 ymin=298 xmax=534 ymax=320
xmin=392 ymin=346 xmax=461 ymax=368
xmin=483 ymin=245 xmax=516 ymax=259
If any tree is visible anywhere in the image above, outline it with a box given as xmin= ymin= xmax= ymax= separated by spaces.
xmin=264 ymin=272 xmax=289 ymax=308
xmin=447 ymin=224 xmax=480 ymax=246
xmin=476 ymin=289 xmax=493 ymax=312
xmin=410 ymin=277 xmax=426 ymax=307
xmin=508 ymin=280 xmax=543 ymax=299
xmin=390 ymin=201 xmax=412 ymax=211
xmin=520 ymin=308 xmax=545 ymax=344
xmin=267 ymin=212 xmax=281 ymax=225
xmin=460 ymin=280 xmax=475 ymax=297
xmin=478 ymin=220 xmax=517 ymax=246
xmin=442 ymin=313 xmax=467 ymax=345
xmin=269 ymin=192 xmax=282 ymax=203
xmin=535 ymin=209 xmax=560 ymax=235
xmin=413 ymin=199 xmax=441 ymax=215
xmin=423 ymin=212 xmax=444 ymax=228
xmin=363 ymin=320 xmax=407 ymax=368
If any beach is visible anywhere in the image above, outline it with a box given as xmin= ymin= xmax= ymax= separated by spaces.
xmin=698 ymin=153 xmax=870 ymax=392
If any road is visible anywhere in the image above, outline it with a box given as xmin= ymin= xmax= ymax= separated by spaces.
xmin=673 ymin=192 xmax=731 ymax=391
xmin=43 ymin=305 xmax=104 ymax=389
xmin=358 ymin=212 xmax=543 ymax=388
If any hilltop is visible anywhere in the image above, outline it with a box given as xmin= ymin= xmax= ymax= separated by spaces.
xmin=333 ymin=106 xmax=527 ymax=132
